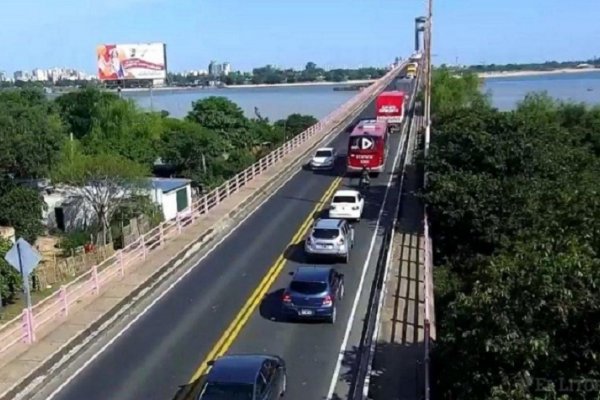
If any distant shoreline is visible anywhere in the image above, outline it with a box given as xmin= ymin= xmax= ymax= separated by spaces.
xmin=109 ymin=79 xmax=377 ymax=94
xmin=479 ymin=68 xmax=600 ymax=79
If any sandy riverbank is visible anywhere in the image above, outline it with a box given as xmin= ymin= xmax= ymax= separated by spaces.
xmin=479 ymin=68 xmax=600 ymax=79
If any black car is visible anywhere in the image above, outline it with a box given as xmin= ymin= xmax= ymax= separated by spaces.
xmin=281 ymin=266 xmax=345 ymax=323
xmin=198 ymin=354 xmax=286 ymax=400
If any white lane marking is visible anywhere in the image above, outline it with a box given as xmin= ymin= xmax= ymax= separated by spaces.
xmin=326 ymin=118 xmax=407 ymax=399
xmin=43 ymin=118 xmax=359 ymax=400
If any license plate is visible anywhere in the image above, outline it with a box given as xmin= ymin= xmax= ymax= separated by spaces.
xmin=299 ymin=309 xmax=313 ymax=316
xmin=317 ymin=244 xmax=333 ymax=249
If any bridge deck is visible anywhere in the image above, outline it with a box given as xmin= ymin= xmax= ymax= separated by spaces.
xmin=369 ymin=133 xmax=426 ymax=400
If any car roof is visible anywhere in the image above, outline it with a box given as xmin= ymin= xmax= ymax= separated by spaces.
xmin=293 ymin=266 xmax=332 ymax=282
xmin=208 ymin=355 xmax=269 ymax=384
xmin=315 ymin=147 xmax=334 ymax=152
xmin=333 ymin=189 xmax=359 ymax=197
xmin=314 ymin=218 xmax=344 ymax=229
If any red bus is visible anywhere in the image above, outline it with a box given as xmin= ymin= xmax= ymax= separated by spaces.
xmin=346 ymin=119 xmax=389 ymax=174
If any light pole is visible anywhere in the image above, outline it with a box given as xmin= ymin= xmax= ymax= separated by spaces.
xmin=424 ymin=0 xmax=433 ymax=157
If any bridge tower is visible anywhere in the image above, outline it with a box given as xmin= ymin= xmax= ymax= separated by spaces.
xmin=415 ymin=17 xmax=427 ymax=52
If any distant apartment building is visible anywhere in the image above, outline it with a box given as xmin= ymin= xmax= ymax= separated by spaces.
xmin=0 ymin=71 xmax=7 ymax=82
xmin=208 ymin=61 xmax=231 ymax=77
xmin=222 ymin=62 xmax=231 ymax=76
xmin=13 ymin=70 xmax=30 ymax=81
xmin=32 ymin=68 xmax=49 ymax=81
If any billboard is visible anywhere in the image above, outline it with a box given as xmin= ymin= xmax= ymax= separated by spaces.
xmin=96 ymin=43 xmax=166 ymax=81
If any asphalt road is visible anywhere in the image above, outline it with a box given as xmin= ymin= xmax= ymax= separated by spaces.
xmin=35 ymin=77 xmax=414 ymax=400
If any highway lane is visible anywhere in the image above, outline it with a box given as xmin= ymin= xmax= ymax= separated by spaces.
xmin=34 ymin=77 xmax=412 ymax=400
xmin=224 ymin=87 xmax=412 ymax=400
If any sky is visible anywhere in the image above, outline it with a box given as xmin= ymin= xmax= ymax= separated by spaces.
xmin=1 ymin=0 xmax=599 ymax=74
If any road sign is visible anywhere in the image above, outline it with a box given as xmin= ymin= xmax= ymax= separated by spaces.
xmin=5 ymin=238 xmax=41 ymax=277
xmin=4 ymin=238 xmax=41 ymax=312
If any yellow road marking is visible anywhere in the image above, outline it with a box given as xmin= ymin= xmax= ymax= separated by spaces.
xmin=188 ymin=176 xmax=343 ymax=384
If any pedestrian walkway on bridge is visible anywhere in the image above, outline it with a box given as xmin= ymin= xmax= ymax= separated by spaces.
xmin=369 ymin=131 xmax=427 ymax=400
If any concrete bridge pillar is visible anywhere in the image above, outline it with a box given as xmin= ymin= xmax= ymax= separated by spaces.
xmin=415 ymin=17 xmax=427 ymax=52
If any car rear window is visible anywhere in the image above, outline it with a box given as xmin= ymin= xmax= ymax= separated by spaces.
xmin=290 ymin=281 xmax=327 ymax=294
xmin=201 ymin=382 xmax=253 ymax=400
xmin=332 ymin=196 xmax=356 ymax=203
xmin=315 ymin=150 xmax=332 ymax=157
xmin=312 ymin=228 xmax=339 ymax=239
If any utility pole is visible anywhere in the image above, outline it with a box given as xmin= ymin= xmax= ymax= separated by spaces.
xmin=423 ymin=0 xmax=433 ymax=157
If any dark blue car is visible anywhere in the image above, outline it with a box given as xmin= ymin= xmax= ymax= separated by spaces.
xmin=198 ymin=354 xmax=286 ymax=400
xmin=281 ymin=266 xmax=345 ymax=323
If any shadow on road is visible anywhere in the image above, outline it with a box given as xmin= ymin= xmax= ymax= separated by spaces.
xmin=259 ymin=288 xmax=286 ymax=322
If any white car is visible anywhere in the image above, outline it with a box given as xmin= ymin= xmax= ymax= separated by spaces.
xmin=328 ymin=189 xmax=364 ymax=221
xmin=310 ymin=147 xmax=336 ymax=170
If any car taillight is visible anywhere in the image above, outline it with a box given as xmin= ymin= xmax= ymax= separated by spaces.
xmin=322 ymin=295 xmax=333 ymax=307
xmin=283 ymin=292 xmax=292 ymax=303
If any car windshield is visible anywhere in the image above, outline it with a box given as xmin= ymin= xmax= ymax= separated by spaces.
xmin=312 ymin=228 xmax=339 ymax=239
xmin=290 ymin=281 xmax=327 ymax=295
xmin=332 ymin=196 xmax=356 ymax=203
xmin=315 ymin=150 xmax=332 ymax=158
xmin=200 ymin=382 xmax=254 ymax=400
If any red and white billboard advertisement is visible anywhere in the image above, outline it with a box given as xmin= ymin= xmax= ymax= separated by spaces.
xmin=96 ymin=43 xmax=166 ymax=81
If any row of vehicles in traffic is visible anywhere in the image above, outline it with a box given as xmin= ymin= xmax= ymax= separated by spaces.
xmin=196 ymin=80 xmax=415 ymax=399
xmin=310 ymin=90 xmax=407 ymax=173
xmin=280 ymin=88 xmax=412 ymax=329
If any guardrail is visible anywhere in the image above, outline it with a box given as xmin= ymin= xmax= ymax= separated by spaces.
xmin=0 ymin=61 xmax=408 ymax=359
xmin=421 ymin=77 xmax=435 ymax=400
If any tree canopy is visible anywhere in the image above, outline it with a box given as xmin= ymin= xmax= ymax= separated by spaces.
xmin=424 ymin=71 xmax=600 ymax=399
xmin=51 ymin=144 xmax=149 ymax=245
xmin=166 ymin=62 xmax=387 ymax=87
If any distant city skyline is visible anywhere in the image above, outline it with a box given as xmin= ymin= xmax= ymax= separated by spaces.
xmin=0 ymin=0 xmax=598 ymax=75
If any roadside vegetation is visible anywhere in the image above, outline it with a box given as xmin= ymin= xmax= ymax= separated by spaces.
xmin=424 ymin=68 xmax=600 ymax=399
xmin=0 ymin=86 xmax=318 ymax=307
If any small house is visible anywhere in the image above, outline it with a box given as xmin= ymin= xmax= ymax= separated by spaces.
xmin=147 ymin=178 xmax=193 ymax=221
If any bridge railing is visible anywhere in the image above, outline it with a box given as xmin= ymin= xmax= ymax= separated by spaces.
xmin=0 ymin=61 xmax=407 ymax=359
xmin=421 ymin=83 xmax=436 ymax=400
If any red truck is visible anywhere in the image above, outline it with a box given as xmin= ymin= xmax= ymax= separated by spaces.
xmin=376 ymin=91 xmax=406 ymax=133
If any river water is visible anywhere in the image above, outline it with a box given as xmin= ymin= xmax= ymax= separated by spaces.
xmin=126 ymin=71 xmax=600 ymax=120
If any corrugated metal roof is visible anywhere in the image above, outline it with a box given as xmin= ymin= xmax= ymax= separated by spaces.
xmin=149 ymin=178 xmax=190 ymax=193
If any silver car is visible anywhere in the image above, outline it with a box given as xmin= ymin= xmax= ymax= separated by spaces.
xmin=309 ymin=147 xmax=336 ymax=170
xmin=304 ymin=218 xmax=355 ymax=263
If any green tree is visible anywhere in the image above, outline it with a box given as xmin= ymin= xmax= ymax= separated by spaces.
xmin=0 ymin=181 xmax=46 ymax=243
xmin=186 ymin=97 xmax=250 ymax=146
xmin=54 ymin=87 xmax=121 ymax=140
xmin=52 ymin=146 xmax=149 ymax=245
xmin=274 ymin=114 xmax=319 ymax=138
xmin=159 ymin=118 xmax=231 ymax=187
xmin=431 ymin=68 xmax=490 ymax=116
xmin=424 ymin=73 xmax=600 ymax=399
xmin=0 ymin=89 xmax=67 ymax=178
xmin=83 ymin=100 xmax=162 ymax=166
xmin=0 ymin=238 xmax=21 ymax=306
